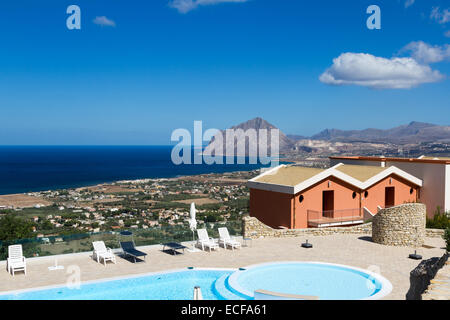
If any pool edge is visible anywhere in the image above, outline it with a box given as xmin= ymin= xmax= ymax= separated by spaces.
xmin=227 ymin=261 xmax=393 ymax=300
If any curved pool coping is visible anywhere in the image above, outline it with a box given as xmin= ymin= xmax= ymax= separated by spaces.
xmin=227 ymin=261 xmax=393 ymax=300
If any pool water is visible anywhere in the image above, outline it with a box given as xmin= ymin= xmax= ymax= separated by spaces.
xmin=0 ymin=262 xmax=392 ymax=300
xmin=0 ymin=269 xmax=233 ymax=300
xmin=227 ymin=262 xmax=391 ymax=300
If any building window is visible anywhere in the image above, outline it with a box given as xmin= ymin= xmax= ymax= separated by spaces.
xmin=299 ymin=195 xmax=304 ymax=203
xmin=410 ymin=188 xmax=414 ymax=194
xmin=364 ymin=191 xmax=369 ymax=198
xmin=352 ymin=192 xmax=357 ymax=199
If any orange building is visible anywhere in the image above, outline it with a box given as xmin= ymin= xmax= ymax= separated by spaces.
xmin=248 ymin=163 xmax=422 ymax=229
xmin=330 ymin=155 xmax=450 ymax=218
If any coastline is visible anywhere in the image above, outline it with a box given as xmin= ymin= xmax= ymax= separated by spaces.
xmin=0 ymin=168 xmax=258 ymax=210
xmin=0 ymin=145 xmax=279 ymax=196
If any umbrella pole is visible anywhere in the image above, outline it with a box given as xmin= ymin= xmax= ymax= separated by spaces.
xmin=188 ymin=228 xmax=200 ymax=253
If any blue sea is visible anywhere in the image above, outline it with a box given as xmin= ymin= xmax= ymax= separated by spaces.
xmin=0 ymin=146 xmax=275 ymax=195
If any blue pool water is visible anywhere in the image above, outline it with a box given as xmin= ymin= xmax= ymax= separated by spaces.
xmin=0 ymin=269 xmax=233 ymax=300
xmin=0 ymin=263 xmax=391 ymax=300
xmin=227 ymin=262 xmax=390 ymax=300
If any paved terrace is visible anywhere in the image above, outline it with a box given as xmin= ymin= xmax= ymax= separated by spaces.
xmin=0 ymin=234 xmax=446 ymax=300
xmin=422 ymin=259 xmax=450 ymax=300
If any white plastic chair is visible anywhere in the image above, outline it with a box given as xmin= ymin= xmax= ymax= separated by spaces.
xmin=7 ymin=245 xmax=26 ymax=276
xmin=92 ymin=241 xmax=116 ymax=266
xmin=218 ymin=227 xmax=241 ymax=250
xmin=196 ymin=229 xmax=219 ymax=252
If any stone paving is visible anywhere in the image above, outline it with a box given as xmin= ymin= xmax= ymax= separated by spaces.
xmin=422 ymin=260 xmax=450 ymax=300
xmin=0 ymin=234 xmax=446 ymax=300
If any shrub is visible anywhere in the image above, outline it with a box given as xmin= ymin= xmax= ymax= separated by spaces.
xmin=444 ymin=228 xmax=450 ymax=252
xmin=426 ymin=207 xmax=450 ymax=229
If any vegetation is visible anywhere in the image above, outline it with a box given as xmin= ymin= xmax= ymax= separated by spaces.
xmin=0 ymin=214 xmax=38 ymax=260
xmin=426 ymin=207 xmax=450 ymax=229
xmin=0 ymin=214 xmax=34 ymax=241
xmin=0 ymin=170 xmax=253 ymax=259
xmin=158 ymin=194 xmax=204 ymax=202
xmin=444 ymin=228 xmax=450 ymax=252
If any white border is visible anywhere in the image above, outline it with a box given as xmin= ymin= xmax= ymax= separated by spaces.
xmin=227 ymin=261 xmax=393 ymax=300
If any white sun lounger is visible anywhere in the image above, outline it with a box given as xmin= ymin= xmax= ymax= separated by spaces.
xmin=218 ymin=227 xmax=241 ymax=250
xmin=92 ymin=241 xmax=116 ymax=266
xmin=196 ymin=229 xmax=219 ymax=252
xmin=7 ymin=245 xmax=26 ymax=276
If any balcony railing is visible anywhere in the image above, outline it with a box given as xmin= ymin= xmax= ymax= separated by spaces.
xmin=0 ymin=220 xmax=242 ymax=260
xmin=307 ymin=208 xmax=364 ymax=228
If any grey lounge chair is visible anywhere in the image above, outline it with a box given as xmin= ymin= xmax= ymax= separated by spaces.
xmin=120 ymin=241 xmax=147 ymax=263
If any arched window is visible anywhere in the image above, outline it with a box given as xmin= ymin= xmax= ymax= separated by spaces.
xmin=299 ymin=195 xmax=304 ymax=203
xmin=352 ymin=192 xmax=357 ymax=199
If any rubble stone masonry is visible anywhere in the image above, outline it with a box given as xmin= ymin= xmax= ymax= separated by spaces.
xmin=242 ymin=205 xmax=444 ymax=241
xmin=372 ymin=203 xmax=426 ymax=247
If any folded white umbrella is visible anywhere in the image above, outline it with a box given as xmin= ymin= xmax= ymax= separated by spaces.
xmin=189 ymin=202 xmax=197 ymax=231
xmin=188 ymin=202 xmax=200 ymax=252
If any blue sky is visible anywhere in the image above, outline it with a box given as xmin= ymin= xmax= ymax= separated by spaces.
xmin=0 ymin=0 xmax=449 ymax=144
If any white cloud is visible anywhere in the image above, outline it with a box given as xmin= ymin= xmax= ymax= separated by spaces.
xmin=404 ymin=0 xmax=415 ymax=8
xmin=93 ymin=16 xmax=116 ymax=27
xmin=430 ymin=7 xmax=450 ymax=24
xmin=169 ymin=0 xmax=248 ymax=14
xmin=400 ymin=41 xmax=450 ymax=64
xmin=319 ymin=53 xmax=444 ymax=89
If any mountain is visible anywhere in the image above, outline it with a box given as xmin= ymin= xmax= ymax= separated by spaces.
xmin=309 ymin=122 xmax=450 ymax=144
xmin=203 ymin=117 xmax=295 ymax=156
xmin=286 ymin=134 xmax=307 ymax=141
xmin=203 ymin=118 xmax=450 ymax=157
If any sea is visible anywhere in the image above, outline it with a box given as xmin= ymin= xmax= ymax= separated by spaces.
xmin=0 ymin=146 xmax=277 ymax=195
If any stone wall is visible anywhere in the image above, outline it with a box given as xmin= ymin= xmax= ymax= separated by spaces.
xmin=242 ymin=215 xmax=371 ymax=239
xmin=372 ymin=203 xmax=426 ymax=247
xmin=242 ymin=212 xmax=444 ymax=240
xmin=406 ymin=252 xmax=449 ymax=300
xmin=425 ymin=228 xmax=445 ymax=238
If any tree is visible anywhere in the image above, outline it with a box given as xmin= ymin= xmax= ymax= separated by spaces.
xmin=205 ymin=214 xmax=217 ymax=223
xmin=41 ymin=220 xmax=54 ymax=231
xmin=0 ymin=215 xmax=35 ymax=260
xmin=0 ymin=214 xmax=33 ymax=241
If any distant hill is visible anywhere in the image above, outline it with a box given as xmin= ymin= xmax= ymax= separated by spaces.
xmin=204 ymin=118 xmax=450 ymax=156
xmin=286 ymin=134 xmax=307 ymax=141
xmin=310 ymin=121 xmax=450 ymax=144
xmin=203 ymin=117 xmax=295 ymax=156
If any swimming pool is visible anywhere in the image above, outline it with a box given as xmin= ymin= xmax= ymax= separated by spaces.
xmin=0 ymin=262 xmax=392 ymax=300
xmin=227 ymin=262 xmax=392 ymax=300
xmin=0 ymin=269 xmax=233 ymax=300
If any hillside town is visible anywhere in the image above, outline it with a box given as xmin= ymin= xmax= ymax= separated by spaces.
xmin=0 ymin=170 xmax=255 ymax=242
